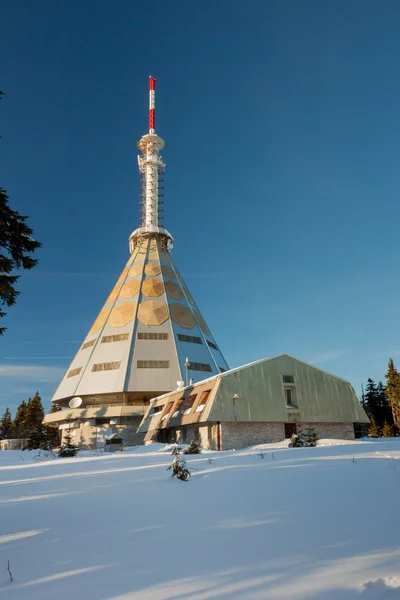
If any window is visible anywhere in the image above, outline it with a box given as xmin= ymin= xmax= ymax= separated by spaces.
xmin=67 ymin=367 xmax=82 ymax=378
xmin=207 ymin=340 xmax=218 ymax=351
xmin=161 ymin=402 xmax=174 ymax=421
xmin=219 ymin=367 xmax=227 ymax=373
xmin=137 ymin=360 xmax=170 ymax=368
xmin=172 ymin=398 xmax=185 ymax=418
xmin=208 ymin=424 xmax=214 ymax=440
xmin=101 ymin=334 xmax=129 ymax=343
xmin=153 ymin=405 xmax=163 ymax=414
xmin=177 ymin=334 xmax=202 ymax=345
xmin=285 ymin=388 xmax=293 ymax=404
xmin=92 ymin=361 xmax=121 ymax=372
xmin=187 ymin=362 xmax=212 ymax=372
xmin=282 ymin=375 xmax=295 ymax=384
xmin=138 ymin=332 xmax=168 ymax=340
xmin=195 ymin=390 xmax=211 ymax=412
xmin=81 ymin=339 xmax=96 ymax=350
xmin=183 ymin=394 xmax=197 ymax=415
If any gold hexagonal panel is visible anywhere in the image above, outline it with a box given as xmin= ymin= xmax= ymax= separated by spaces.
xmin=107 ymin=283 xmax=122 ymax=304
xmin=170 ymin=304 xmax=196 ymax=329
xmin=129 ymin=264 xmax=143 ymax=278
xmin=161 ymin=264 xmax=175 ymax=279
xmin=137 ymin=300 xmax=169 ymax=326
xmin=117 ymin=267 xmax=129 ymax=283
xmin=109 ymin=302 xmax=137 ymax=328
xmin=145 ymin=263 xmax=161 ymax=276
xmin=90 ymin=308 xmax=110 ymax=334
xmin=165 ymin=280 xmax=184 ymax=300
xmin=120 ymin=279 xmax=141 ymax=298
xmin=142 ymin=278 xmax=164 ymax=297
xmin=194 ymin=309 xmax=210 ymax=335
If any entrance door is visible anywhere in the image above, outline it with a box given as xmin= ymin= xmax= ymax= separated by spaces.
xmin=284 ymin=423 xmax=296 ymax=439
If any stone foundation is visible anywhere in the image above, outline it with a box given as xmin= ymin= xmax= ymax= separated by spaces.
xmin=61 ymin=417 xmax=145 ymax=450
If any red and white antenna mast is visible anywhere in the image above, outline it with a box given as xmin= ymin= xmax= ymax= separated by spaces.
xmin=129 ymin=76 xmax=173 ymax=253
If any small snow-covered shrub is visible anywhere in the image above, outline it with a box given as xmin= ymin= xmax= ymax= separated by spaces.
xmin=184 ymin=439 xmax=201 ymax=454
xmin=58 ymin=434 xmax=79 ymax=458
xmin=167 ymin=446 xmax=191 ymax=481
xmin=289 ymin=428 xmax=318 ymax=448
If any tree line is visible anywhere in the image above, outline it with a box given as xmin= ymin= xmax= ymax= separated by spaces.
xmin=362 ymin=358 xmax=400 ymax=437
xmin=0 ymin=392 xmax=60 ymax=449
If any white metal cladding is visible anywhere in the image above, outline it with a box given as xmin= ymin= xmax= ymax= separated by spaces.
xmin=51 ymin=237 xmax=228 ymax=403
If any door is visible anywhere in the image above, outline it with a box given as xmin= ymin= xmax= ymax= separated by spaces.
xmin=284 ymin=423 xmax=296 ymax=439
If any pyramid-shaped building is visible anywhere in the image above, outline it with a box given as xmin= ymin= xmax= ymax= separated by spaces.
xmin=46 ymin=78 xmax=228 ymax=447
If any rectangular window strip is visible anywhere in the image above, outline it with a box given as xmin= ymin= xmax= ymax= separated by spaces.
xmin=138 ymin=332 xmax=169 ymax=340
xmin=177 ymin=333 xmax=202 ymax=345
xmin=207 ymin=340 xmax=218 ymax=351
xmin=101 ymin=334 xmax=129 ymax=343
xmin=161 ymin=401 xmax=174 ymax=421
xmin=172 ymin=398 xmax=185 ymax=418
xmin=137 ymin=360 xmax=170 ymax=369
xmin=282 ymin=375 xmax=295 ymax=384
xmin=67 ymin=367 xmax=82 ymax=378
xmin=183 ymin=394 xmax=197 ymax=415
xmin=195 ymin=390 xmax=211 ymax=412
xmin=81 ymin=339 xmax=96 ymax=350
xmin=219 ymin=367 xmax=227 ymax=373
xmin=92 ymin=361 xmax=121 ymax=372
xmin=188 ymin=361 xmax=212 ymax=372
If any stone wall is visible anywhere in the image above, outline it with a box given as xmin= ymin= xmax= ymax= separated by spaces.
xmin=219 ymin=421 xmax=355 ymax=450
xmin=220 ymin=422 xmax=285 ymax=450
xmin=297 ymin=422 xmax=355 ymax=441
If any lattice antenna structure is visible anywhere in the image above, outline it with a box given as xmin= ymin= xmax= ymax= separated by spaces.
xmin=129 ymin=77 xmax=173 ymax=254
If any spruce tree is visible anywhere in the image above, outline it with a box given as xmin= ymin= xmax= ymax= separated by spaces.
xmin=382 ymin=421 xmax=393 ymax=438
xmin=376 ymin=381 xmax=393 ymax=427
xmin=385 ymin=359 xmax=400 ymax=429
xmin=25 ymin=392 xmax=46 ymax=450
xmin=0 ymin=92 xmax=42 ymax=335
xmin=12 ymin=400 xmax=28 ymax=441
xmin=0 ymin=407 xmax=13 ymax=439
xmin=364 ymin=379 xmax=379 ymax=423
xmin=368 ymin=418 xmax=381 ymax=438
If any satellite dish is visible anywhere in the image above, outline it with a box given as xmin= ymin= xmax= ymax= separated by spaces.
xmin=69 ymin=397 xmax=83 ymax=409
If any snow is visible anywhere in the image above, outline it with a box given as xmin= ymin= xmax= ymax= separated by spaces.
xmin=1 ymin=439 xmax=400 ymax=599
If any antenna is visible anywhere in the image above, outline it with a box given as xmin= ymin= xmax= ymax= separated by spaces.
xmin=149 ymin=76 xmax=156 ymax=134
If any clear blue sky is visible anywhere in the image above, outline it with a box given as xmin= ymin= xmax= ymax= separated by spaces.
xmin=1 ymin=0 xmax=400 ymax=415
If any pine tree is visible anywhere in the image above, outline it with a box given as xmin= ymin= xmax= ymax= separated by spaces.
xmin=382 ymin=421 xmax=393 ymax=438
xmin=0 ymin=92 xmax=42 ymax=335
xmin=368 ymin=418 xmax=381 ymax=438
xmin=364 ymin=379 xmax=379 ymax=422
xmin=184 ymin=439 xmax=201 ymax=454
xmin=12 ymin=399 xmax=28 ymax=441
xmin=0 ymin=407 xmax=13 ymax=439
xmin=25 ymin=392 xmax=46 ymax=450
xmin=385 ymin=359 xmax=400 ymax=429
xmin=376 ymin=381 xmax=393 ymax=427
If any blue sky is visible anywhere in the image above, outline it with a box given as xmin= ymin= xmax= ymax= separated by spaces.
xmin=1 ymin=0 xmax=400 ymax=415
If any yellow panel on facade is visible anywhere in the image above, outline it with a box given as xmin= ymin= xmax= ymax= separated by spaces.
xmin=170 ymin=304 xmax=196 ymax=329
xmin=90 ymin=308 xmax=110 ymax=334
xmin=145 ymin=263 xmax=161 ymax=276
xmin=107 ymin=283 xmax=123 ymax=304
xmin=117 ymin=267 xmax=129 ymax=283
xmin=129 ymin=264 xmax=143 ymax=278
xmin=137 ymin=301 xmax=169 ymax=326
xmin=161 ymin=265 xmax=175 ymax=279
xmin=109 ymin=302 xmax=137 ymax=328
xmin=194 ymin=310 xmax=210 ymax=335
xmin=165 ymin=280 xmax=184 ymax=300
xmin=142 ymin=278 xmax=164 ymax=297
xmin=120 ymin=279 xmax=141 ymax=298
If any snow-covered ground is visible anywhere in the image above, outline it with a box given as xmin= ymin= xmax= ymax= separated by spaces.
xmin=1 ymin=438 xmax=400 ymax=599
